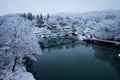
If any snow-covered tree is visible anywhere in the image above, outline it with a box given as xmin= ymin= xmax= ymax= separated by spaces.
xmin=21 ymin=13 xmax=27 ymax=20
xmin=27 ymin=13 xmax=34 ymax=21
xmin=36 ymin=14 xmax=44 ymax=28
xmin=0 ymin=14 xmax=41 ymax=80
xmin=47 ymin=17 xmax=57 ymax=26
xmin=92 ymin=20 xmax=120 ymax=39
xmin=46 ymin=13 xmax=50 ymax=24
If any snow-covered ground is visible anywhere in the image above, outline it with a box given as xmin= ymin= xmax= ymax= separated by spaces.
xmin=1 ymin=64 xmax=35 ymax=80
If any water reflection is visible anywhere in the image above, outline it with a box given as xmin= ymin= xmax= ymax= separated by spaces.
xmin=30 ymin=38 xmax=120 ymax=80
xmin=39 ymin=37 xmax=80 ymax=53
xmin=92 ymin=45 xmax=120 ymax=74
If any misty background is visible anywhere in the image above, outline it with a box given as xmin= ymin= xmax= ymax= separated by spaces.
xmin=0 ymin=0 xmax=120 ymax=15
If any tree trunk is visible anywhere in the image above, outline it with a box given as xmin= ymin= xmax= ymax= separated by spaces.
xmin=12 ymin=56 xmax=17 ymax=72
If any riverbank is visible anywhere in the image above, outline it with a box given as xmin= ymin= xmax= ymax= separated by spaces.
xmin=1 ymin=64 xmax=35 ymax=80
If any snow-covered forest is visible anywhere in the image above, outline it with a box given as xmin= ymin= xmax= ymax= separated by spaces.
xmin=0 ymin=14 xmax=41 ymax=80
xmin=0 ymin=10 xmax=120 ymax=80
xmin=34 ymin=10 xmax=120 ymax=40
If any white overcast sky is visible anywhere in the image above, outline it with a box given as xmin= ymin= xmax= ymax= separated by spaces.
xmin=0 ymin=0 xmax=120 ymax=15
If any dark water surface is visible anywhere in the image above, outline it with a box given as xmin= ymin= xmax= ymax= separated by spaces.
xmin=31 ymin=38 xmax=120 ymax=80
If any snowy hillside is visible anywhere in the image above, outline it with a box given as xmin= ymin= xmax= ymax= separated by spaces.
xmin=34 ymin=10 xmax=120 ymax=40
xmin=0 ymin=14 xmax=41 ymax=80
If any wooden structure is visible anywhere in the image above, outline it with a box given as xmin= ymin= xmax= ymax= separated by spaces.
xmin=84 ymin=38 xmax=120 ymax=45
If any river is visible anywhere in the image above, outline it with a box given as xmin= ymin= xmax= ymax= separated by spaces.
xmin=29 ymin=38 xmax=120 ymax=80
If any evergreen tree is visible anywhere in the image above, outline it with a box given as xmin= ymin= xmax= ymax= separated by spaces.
xmin=20 ymin=13 xmax=27 ymax=20
xmin=36 ymin=14 xmax=44 ymax=28
xmin=72 ymin=22 xmax=76 ymax=34
xmin=46 ymin=13 xmax=50 ymax=24
xmin=40 ymin=14 xmax=43 ymax=21
xmin=27 ymin=13 xmax=34 ymax=21
xmin=36 ymin=14 xmax=40 ymax=19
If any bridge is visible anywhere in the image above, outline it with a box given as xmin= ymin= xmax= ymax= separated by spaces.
xmin=84 ymin=38 xmax=120 ymax=45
